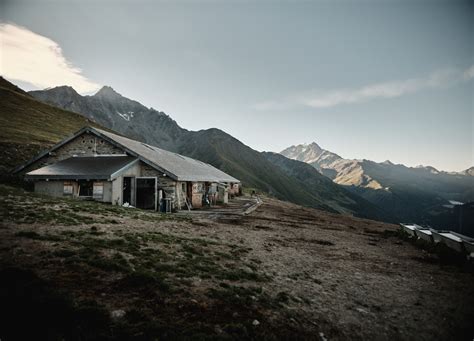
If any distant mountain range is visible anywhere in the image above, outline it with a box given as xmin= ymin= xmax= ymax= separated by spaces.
xmin=0 ymin=77 xmax=386 ymax=220
xmin=281 ymin=142 xmax=474 ymax=229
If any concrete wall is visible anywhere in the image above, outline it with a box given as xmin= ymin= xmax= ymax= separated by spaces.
xmin=34 ymin=181 xmax=64 ymax=197
xmin=34 ymin=180 xmax=113 ymax=203
xmin=119 ymin=162 xmax=141 ymax=178
xmin=111 ymin=178 xmax=122 ymax=205
xmin=102 ymin=181 xmax=113 ymax=203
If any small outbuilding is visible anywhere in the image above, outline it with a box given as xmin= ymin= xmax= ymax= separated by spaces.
xmin=15 ymin=127 xmax=240 ymax=212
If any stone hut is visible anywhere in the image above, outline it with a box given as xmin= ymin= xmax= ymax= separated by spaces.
xmin=15 ymin=127 xmax=240 ymax=211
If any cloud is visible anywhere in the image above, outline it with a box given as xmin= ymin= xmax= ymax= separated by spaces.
xmin=254 ymin=65 xmax=474 ymax=110
xmin=0 ymin=23 xmax=100 ymax=93
xmin=463 ymin=65 xmax=474 ymax=80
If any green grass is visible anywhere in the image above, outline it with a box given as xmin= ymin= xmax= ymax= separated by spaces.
xmin=2 ymin=184 xmax=269 ymax=286
xmin=0 ymin=184 xmax=187 ymax=226
xmin=0 ymin=182 xmax=322 ymax=339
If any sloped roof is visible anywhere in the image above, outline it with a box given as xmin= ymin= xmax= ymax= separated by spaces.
xmin=92 ymin=128 xmax=239 ymax=182
xmin=25 ymin=156 xmax=137 ymax=180
xmin=17 ymin=126 xmax=240 ymax=183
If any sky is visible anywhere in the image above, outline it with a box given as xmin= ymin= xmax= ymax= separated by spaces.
xmin=0 ymin=0 xmax=472 ymax=172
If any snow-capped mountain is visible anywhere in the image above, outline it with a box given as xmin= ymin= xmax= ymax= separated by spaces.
xmin=279 ymin=142 xmax=342 ymax=171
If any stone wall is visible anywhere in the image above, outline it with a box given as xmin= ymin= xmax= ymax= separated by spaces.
xmin=22 ymin=132 xmax=124 ymax=174
xmin=191 ymin=182 xmax=205 ymax=208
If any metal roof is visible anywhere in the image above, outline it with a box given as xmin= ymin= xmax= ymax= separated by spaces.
xmin=25 ymin=156 xmax=137 ymax=180
xmin=92 ymin=128 xmax=240 ymax=183
xmin=17 ymin=126 xmax=240 ymax=183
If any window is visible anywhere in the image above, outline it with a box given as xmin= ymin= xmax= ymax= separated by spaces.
xmin=63 ymin=182 xmax=73 ymax=196
xmin=182 ymin=183 xmax=186 ymax=192
xmin=78 ymin=180 xmax=93 ymax=197
xmin=93 ymin=182 xmax=104 ymax=199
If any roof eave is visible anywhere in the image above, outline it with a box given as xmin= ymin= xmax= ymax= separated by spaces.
xmin=25 ymin=175 xmax=111 ymax=180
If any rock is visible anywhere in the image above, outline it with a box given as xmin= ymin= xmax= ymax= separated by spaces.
xmin=252 ymin=319 xmax=260 ymax=326
xmin=110 ymin=309 xmax=126 ymax=319
xmin=214 ymin=325 xmax=223 ymax=334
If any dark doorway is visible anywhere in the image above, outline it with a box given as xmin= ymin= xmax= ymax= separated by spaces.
xmin=187 ymin=182 xmax=193 ymax=201
xmin=136 ymin=178 xmax=156 ymax=210
xmin=123 ymin=177 xmax=132 ymax=205
xmin=78 ymin=180 xmax=93 ymax=197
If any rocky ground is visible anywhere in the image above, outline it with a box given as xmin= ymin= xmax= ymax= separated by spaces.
xmin=1 ymin=184 xmax=473 ymax=340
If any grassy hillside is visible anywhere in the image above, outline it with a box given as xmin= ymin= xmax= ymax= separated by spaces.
xmin=0 ymin=77 xmax=101 ymax=173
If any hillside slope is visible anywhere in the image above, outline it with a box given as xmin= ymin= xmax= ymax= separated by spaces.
xmin=0 ymin=77 xmax=103 ymax=173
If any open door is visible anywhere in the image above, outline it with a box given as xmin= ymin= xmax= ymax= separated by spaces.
xmin=136 ymin=177 xmax=156 ymax=210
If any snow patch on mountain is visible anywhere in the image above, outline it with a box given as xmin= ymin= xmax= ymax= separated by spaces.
xmin=116 ymin=111 xmax=133 ymax=121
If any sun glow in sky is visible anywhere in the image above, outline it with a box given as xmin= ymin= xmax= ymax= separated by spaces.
xmin=0 ymin=23 xmax=100 ymax=93
xmin=1 ymin=0 xmax=472 ymax=171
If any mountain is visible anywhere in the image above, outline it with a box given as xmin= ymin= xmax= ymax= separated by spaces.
xmin=460 ymin=166 xmax=474 ymax=176
xmin=281 ymin=142 xmax=474 ymax=229
xmin=0 ymin=77 xmax=103 ymax=174
xmin=5 ymin=79 xmax=386 ymax=220
xmin=280 ymin=142 xmax=342 ymax=172
xmin=262 ymin=152 xmax=390 ymax=221
xmin=30 ymin=85 xmax=184 ymax=151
